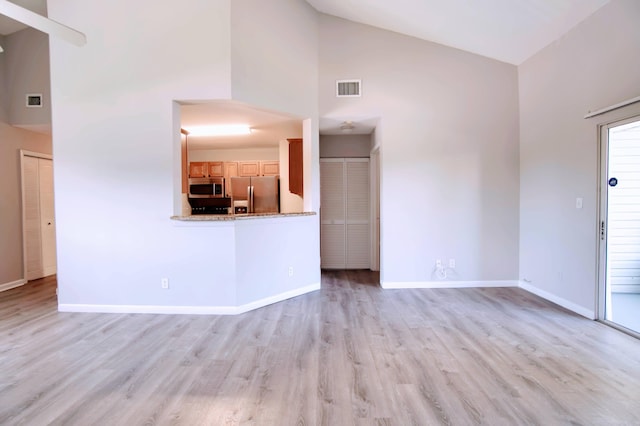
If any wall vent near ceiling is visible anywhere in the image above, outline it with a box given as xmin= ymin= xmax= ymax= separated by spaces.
xmin=336 ymin=79 xmax=361 ymax=97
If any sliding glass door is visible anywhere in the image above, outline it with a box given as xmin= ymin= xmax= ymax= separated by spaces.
xmin=599 ymin=116 xmax=640 ymax=334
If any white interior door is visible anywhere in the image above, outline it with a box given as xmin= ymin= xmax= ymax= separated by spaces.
xmin=22 ymin=153 xmax=57 ymax=280
xmin=23 ymin=156 xmax=43 ymax=280
xmin=345 ymin=159 xmax=370 ymax=268
xmin=320 ymin=158 xmax=370 ymax=269
xmin=38 ymin=158 xmax=57 ymax=277
xmin=599 ymin=117 xmax=640 ymax=334
xmin=320 ymin=160 xmax=346 ymax=269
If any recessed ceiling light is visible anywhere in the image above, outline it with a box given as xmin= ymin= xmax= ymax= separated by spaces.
xmin=184 ymin=125 xmax=252 ymax=136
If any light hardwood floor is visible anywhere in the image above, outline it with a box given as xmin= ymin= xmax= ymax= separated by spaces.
xmin=1 ymin=271 xmax=640 ymax=425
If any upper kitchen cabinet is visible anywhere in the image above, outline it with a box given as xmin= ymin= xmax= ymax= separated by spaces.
xmin=189 ymin=162 xmax=207 ymax=178
xmin=189 ymin=161 xmax=223 ymax=178
xmin=288 ymin=139 xmax=303 ymax=197
xmin=189 ymin=161 xmax=224 ymax=178
xmin=238 ymin=161 xmax=260 ymax=177
xmin=207 ymin=161 xmax=224 ymax=177
xmin=260 ymin=161 xmax=280 ymax=177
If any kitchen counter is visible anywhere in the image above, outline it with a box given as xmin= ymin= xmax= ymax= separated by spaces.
xmin=170 ymin=211 xmax=316 ymax=221
xmin=164 ymin=210 xmax=320 ymax=314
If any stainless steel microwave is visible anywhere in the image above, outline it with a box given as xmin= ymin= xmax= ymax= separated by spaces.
xmin=188 ymin=177 xmax=225 ymax=198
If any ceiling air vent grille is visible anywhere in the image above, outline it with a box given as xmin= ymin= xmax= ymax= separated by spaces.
xmin=336 ymin=79 xmax=361 ymax=97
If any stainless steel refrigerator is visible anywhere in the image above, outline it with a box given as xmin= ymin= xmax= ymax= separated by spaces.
xmin=231 ymin=176 xmax=279 ymax=214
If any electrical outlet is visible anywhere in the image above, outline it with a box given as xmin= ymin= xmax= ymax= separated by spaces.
xmin=161 ymin=278 xmax=169 ymax=289
xmin=288 ymin=266 xmax=294 ymax=277
xmin=436 ymin=259 xmax=442 ymax=268
xmin=449 ymin=258 xmax=456 ymax=269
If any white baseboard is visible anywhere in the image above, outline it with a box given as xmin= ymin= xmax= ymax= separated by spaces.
xmin=235 ymin=283 xmax=321 ymax=314
xmin=381 ymin=280 xmax=519 ymax=289
xmin=0 ymin=278 xmax=27 ymax=293
xmin=58 ymin=283 xmax=321 ymax=315
xmin=518 ymin=281 xmax=595 ymax=319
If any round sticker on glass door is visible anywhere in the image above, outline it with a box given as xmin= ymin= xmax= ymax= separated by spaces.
xmin=608 ymin=177 xmax=618 ymax=187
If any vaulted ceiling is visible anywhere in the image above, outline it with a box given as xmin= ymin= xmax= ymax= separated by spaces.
xmin=1 ymin=0 xmax=614 ymax=140
xmin=1 ymin=0 xmax=610 ymax=64
xmin=306 ymin=0 xmax=611 ymax=65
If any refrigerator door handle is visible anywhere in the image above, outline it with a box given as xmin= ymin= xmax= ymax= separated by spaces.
xmin=248 ymin=185 xmax=254 ymax=213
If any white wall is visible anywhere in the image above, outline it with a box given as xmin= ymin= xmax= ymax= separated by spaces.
xmin=189 ymin=147 xmax=279 ymax=162
xmin=231 ymin=0 xmax=320 ymax=213
xmin=235 ymin=216 xmax=319 ymax=305
xmin=0 ymin=27 xmax=52 ymax=288
xmin=319 ymin=15 xmax=520 ymax=285
xmin=518 ymin=0 xmax=640 ymax=317
xmin=48 ymin=0 xmax=233 ymax=307
xmin=3 ymin=28 xmax=50 ymax=130
xmin=320 ymin=134 xmax=371 ymax=158
xmin=47 ymin=0 xmax=320 ymax=311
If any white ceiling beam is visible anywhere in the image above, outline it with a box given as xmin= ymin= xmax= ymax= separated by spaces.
xmin=0 ymin=0 xmax=85 ymax=46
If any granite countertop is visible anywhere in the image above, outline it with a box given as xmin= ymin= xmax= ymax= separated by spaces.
xmin=170 ymin=212 xmax=316 ymax=221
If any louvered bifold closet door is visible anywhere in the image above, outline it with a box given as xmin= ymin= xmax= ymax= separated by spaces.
xmin=346 ymin=159 xmax=370 ymax=268
xmin=320 ymin=160 xmax=346 ymax=268
xmin=320 ymin=158 xmax=370 ymax=269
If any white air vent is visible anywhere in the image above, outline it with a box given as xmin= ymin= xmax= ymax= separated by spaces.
xmin=336 ymin=80 xmax=361 ymax=97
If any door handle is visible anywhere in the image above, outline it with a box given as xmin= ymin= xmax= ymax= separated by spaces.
xmin=248 ymin=185 xmax=254 ymax=213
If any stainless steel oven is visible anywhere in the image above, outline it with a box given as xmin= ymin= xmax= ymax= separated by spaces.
xmin=188 ymin=177 xmax=225 ymax=198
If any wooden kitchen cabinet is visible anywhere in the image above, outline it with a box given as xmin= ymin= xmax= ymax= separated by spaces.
xmin=189 ymin=162 xmax=207 ymax=178
xmin=223 ymin=161 xmax=238 ymax=197
xmin=189 ymin=161 xmax=224 ymax=178
xmin=238 ymin=161 xmax=260 ymax=177
xmin=288 ymin=138 xmax=303 ymax=197
xmin=260 ymin=161 xmax=280 ymax=176
xmin=207 ymin=161 xmax=224 ymax=177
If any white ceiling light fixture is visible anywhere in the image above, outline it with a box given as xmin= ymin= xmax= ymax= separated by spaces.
xmin=340 ymin=121 xmax=355 ymax=133
xmin=184 ymin=124 xmax=252 ymax=137
xmin=0 ymin=45 xmax=3 ymax=53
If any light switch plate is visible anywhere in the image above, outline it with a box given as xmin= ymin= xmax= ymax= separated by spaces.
xmin=576 ymin=197 xmax=583 ymax=209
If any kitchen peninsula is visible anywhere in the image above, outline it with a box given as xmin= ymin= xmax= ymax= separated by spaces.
xmin=169 ymin=210 xmax=320 ymax=315
xmin=171 ymin=211 xmax=315 ymax=221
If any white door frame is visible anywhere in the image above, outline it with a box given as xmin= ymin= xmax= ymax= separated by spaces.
xmin=370 ymin=147 xmax=380 ymax=272
xmin=20 ymin=149 xmax=54 ymax=281
xmin=596 ymin=112 xmax=640 ymax=327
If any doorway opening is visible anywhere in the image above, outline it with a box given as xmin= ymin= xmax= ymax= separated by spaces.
xmin=21 ymin=150 xmax=57 ymax=281
xmin=318 ymin=127 xmax=380 ymax=281
xmin=599 ymin=116 xmax=640 ymax=335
